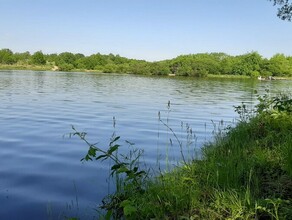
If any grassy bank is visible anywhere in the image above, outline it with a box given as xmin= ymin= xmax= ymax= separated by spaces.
xmin=0 ymin=64 xmax=53 ymax=71
xmin=72 ymin=92 xmax=292 ymax=220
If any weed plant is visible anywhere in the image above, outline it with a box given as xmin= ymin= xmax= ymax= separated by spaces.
xmin=72 ymin=92 xmax=292 ymax=219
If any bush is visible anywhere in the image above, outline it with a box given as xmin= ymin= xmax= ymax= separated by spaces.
xmin=31 ymin=51 xmax=46 ymax=65
xmin=58 ymin=63 xmax=74 ymax=71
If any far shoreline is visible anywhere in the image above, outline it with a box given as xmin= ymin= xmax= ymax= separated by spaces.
xmin=1 ymin=65 xmax=292 ymax=80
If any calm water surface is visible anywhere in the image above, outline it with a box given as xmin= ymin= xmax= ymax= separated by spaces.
xmin=0 ymin=70 xmax=291 ymax=219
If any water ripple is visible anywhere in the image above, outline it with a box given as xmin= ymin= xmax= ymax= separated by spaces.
xmin=0 ymin=71 xmax=290 ymax=219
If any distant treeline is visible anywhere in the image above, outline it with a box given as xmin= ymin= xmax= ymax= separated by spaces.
xmin=1 ymin=48 xmax=292 ymax=77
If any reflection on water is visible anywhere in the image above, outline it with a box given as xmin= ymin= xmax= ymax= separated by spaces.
xmin=0 ymin=70 xmax=291 ymax=219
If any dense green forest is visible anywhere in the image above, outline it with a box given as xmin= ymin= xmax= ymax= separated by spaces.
xmin=1 ymin=48 xmax=292 ymax=77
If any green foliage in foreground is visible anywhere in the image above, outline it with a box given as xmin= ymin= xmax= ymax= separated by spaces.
xmin=72 ymin=93 xmax=292 ymax=219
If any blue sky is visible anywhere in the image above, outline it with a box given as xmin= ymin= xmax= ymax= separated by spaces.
xmin=0 ymin=0 xmax=291 ymax=61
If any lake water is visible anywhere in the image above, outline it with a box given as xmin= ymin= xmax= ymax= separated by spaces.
xmin=0 ymin=70 xmax=291 ymax=219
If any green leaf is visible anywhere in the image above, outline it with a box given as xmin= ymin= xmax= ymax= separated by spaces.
xmin=120 ymin=200 xmax=131 ymax=207
xmin=88 ymin=147 xmax=97 ymax=157
xmin=117 ymin=166 xmax=129 ymax=174
xmin=120 ymin=200 xmax=137 ymax=216
xmin=136 ymin=171 xmax=146 ymax=176
xmin=81 ymin=155 xmax=91 ymax=161
xmin=107 ymin=144 xmax=120 ymax=155
xmin=104 ymin=210 xmax=112 ymax=220
xmin=123 ymin=204 xmax=137 ymax=216
xmin=95 ymin=154 xmax=108 ymax=161
xmin=110 ymin=136 xmax=120 ymax=145
xmin=111 ymin=164 xmax=122 ymax=171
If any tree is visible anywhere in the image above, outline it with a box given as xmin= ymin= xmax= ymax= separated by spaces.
xmin=269 ymin=0 xmax=292 ymax=21
xmin=267 ymin=53 xmax=291 ymax=76
xmin=31 ymin=51 xmax=46 ymax=65
xmin=14 ymin=51 xmax=31 ymax=64
xmin=45 ymin=53 xmax=58 ymax=63
xmin=148 ymin=62 xmax=171 ymax=75
xmin=220 ymin=55 xmax=234 ymax=75
xmin=0 ymin=49 xmax=16 ymax=64
xmin=103 ymin=63 xmax=117 ymax=73
xmin=55 ymin=52 xmax=77 ymax=68
xmin=58 ymin=63 xmax=74 ymax=71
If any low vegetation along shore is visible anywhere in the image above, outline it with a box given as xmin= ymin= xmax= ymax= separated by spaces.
xmin=1 ymin=48 xmax=292 ymax=78
xmin=71 ymin=92 xmax=292 ymax=219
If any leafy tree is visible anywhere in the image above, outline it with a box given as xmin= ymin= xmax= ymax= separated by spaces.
xmin=80 ymin=56 xmax=98 ymax=69
xmin=0 ymin=49 xmax=16 ymax=64
xmin=170 ymin=54 xmax=220 ymax=76
xmin=45 ymin=53 xmax=58 ymax=63
xmin=75 ymin=58 xmax=87 ymax=69
xmin=31 ymin=51 xmax=46 ymax=65
xmin=220 ymin=55 xmax=234 ymax=75
xmin=115 ymin=63 xmax=130 ymax=73
xmin=208 ymin=52 xmax=230 ymax=75
xmin=107 ymin=54 xmax=130 ymax=65
xmin=259 ymin=58 xmax=273 ymax=76
xmin=170 ymin=56 xmax=192 ymax=76
xmin=243 ymin=52 xmax=262 ymax=71
xmin=103 ymin=63 xmax=117 ymax=73
xmin=129 ymin=61 xmax=151 ymax=75
xmin=287 ymin=56 xmax=292 ymax=75
xmin=77 ymin=53 xmax=108 ymax=70
xmin=75 ymin=53 xmax=85 ymax=60
xmin=56 ymin=52 xmax=77 ymax=67
xmin=13 ymin=51 xmax=31 ymax=64
xmin=268 ymin=53 xmax=291 ymax=76
xmin=269 ymin=0 xmax=292 ymax=21
xmin=148 ymin=62 xmax=171 ymax=75
xmin=58 ymin=63 xmax=74 ymax=71
xmin=230 ymin=52 xmax=263 ymax=76
xmin=192 ymin=53 xmax=221 ymax=75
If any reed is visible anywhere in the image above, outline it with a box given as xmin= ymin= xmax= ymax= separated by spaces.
xmin=72 ymin=92 xmax=292 ymax=219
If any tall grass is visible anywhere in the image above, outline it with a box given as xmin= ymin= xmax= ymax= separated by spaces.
xmin=72 ymin=92 xmax=292 ymax=219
